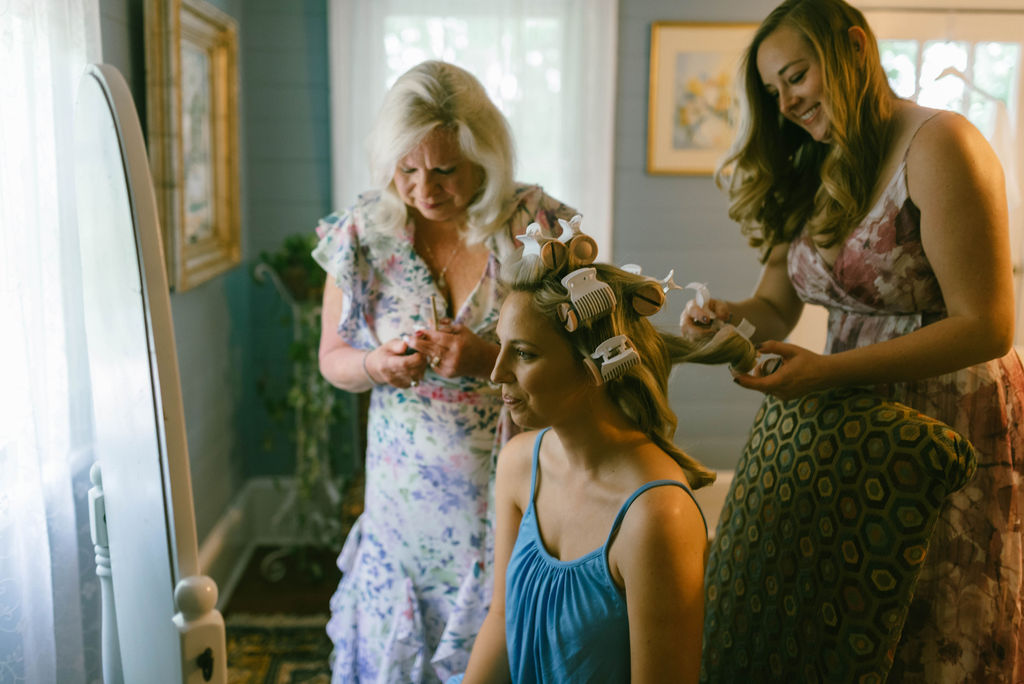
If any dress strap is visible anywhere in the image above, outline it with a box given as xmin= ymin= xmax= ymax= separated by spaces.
xmin=528 ymin=428 xmax=551 ymax=505
xmin=604 ymin=480 xmax=706 ymax=548
xmin=902 ymin=109 xmax=945 ymax=163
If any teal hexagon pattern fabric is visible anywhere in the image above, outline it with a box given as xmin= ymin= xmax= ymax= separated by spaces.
xmin=701 ymin=388 xmax=977 ymax=683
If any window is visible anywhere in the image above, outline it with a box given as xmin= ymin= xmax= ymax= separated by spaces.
xmin=328 ymin=0 xmax=618 ymax=255
xmin=868 ymin=9 xmax=1024 ymax=344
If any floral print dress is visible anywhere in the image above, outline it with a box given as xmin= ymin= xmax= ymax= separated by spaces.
xmin=788 ymin=133 xmax=1024 ymax=682
xmin=312 ymin=185 xmax=574 ymax=683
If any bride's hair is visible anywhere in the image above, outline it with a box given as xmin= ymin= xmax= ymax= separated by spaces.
xmin=502 ymin=253 xmax=756 ymax=490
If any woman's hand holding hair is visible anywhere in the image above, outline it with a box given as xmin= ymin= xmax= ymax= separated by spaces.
xmin=731 ymin=340 xmax=830 ymax=400
xmin=680 ymin=297 xmax=734 ymax=342
xmin=412 ymin=323 xmax=500 ymax=379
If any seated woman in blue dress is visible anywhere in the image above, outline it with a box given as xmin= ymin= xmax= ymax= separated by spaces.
xmin=451 ymin=221 xmax=757 ymax=683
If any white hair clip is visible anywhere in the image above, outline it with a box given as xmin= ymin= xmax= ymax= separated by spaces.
xmin=518 ymin=221 xmax=569 ymax=269
xmin=621 ymin=263 xmax=643 ymax=275
xmin=516 ymin=223 xmax=544 ymax=257
xmin=555 ymin=214 xmax=583 ymax=242
xmin=517 ymin=222 xmax=561 ymax=257
xmin=558 ymin=267 xmax=616 ymax=332
xmin=657 ymin=270 xmax=682 ymax=294
xmin=592 ymin=334 xmax=640 ymax=382
xmin=685 ymin=281 xmax=711 ymax=306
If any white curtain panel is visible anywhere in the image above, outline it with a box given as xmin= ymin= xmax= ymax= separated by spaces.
xmin=0 ymin=0 xmax=100 ymax=682
xmin=327 ymin=0 xmax=619 ymax=257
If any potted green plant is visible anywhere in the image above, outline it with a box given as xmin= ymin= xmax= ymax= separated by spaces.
xmin=253 ymin=234 xmax=363 ymax=580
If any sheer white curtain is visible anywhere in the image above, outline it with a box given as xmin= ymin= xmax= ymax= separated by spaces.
xmin=327 ymin=0 xmax=618 ymax=256
xmin=0 ymin=0 xmax=101 ymax=682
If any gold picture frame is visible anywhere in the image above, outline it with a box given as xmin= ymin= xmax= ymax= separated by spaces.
xmin=146 ymin=0 xmax=240 ymax=291
xmin=647 ymin=22 xmax=755 ymax=175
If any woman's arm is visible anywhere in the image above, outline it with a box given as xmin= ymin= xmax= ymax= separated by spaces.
xmin=736 ymin=111 xmax=1014 ymax=399
xmin=614 ymin=487 xmax=707 ymax=684
xmin=460 ymin=433 xmax=532 ymax=683
xmin=318 ymin=277 xmax=428 ymax=391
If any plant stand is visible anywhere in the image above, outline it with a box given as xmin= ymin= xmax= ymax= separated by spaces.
xmin=254 ymin=261 xmax=350 ymax=582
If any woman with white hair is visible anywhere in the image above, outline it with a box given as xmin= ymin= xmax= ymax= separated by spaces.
xmin=313 ymin=60 xmax=574 ymax=682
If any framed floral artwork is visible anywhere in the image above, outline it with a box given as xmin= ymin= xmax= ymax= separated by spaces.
xmin=145 ymin=0 xmax=240 ymax=291
xmin=646 ymin=22 xmax=756 ymax=175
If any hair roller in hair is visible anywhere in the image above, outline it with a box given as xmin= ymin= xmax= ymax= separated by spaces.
xmin=582 ymin=356 xmax=604 ymax=386
xmin=540 ymin=239 xmax=568 ymax=271
xmin=556 ymin=215 xmax=598 ymax=266
xmin=631 ymin=281 xmax=666 ymax=316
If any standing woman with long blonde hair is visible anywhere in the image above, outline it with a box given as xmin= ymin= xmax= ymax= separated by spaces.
xmin=682 ymin=0 xmax=1024 ymax=680
xmin=314 ymin=60 xmax=575 ymax=682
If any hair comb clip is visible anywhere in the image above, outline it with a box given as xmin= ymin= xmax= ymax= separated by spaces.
xmin=621 ymin=263 xmax=643 ymax=275
xmin=559 ymin=267 xmax=616 ymax=332
xmin=556 ymin=214 xmax=598 ymax=265
xmin=591 ymin=334 xmax=640 ymax=382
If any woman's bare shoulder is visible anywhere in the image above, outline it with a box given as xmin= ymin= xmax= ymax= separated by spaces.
xmin=611 ymin=479 xmax=708 ymax=580
xmin=905 ymin=105 xmax=993 ymax=164
xmin=904 ymin=105 xmax=1003 ymax=198
xmin=497 ymin=430 xmax=540 ymax=476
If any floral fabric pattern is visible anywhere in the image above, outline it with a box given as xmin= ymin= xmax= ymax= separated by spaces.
xmin=312 ymin=185 xmax=575 ymax=683
xmin=789 ymin=156 xmax=1024 ymax=683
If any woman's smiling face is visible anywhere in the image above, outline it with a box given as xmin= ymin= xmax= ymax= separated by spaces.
xmin=491 ymin=291 xmax=593 ymax=430
xmin=756 ymin=24 xmax=830 ymax=142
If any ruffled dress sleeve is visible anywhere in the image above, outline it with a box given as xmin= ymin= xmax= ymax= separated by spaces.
xmin=310 ymin=195 xmax=380 ymax=351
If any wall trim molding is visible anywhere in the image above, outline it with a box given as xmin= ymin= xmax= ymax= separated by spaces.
xmin=198 ymin=476 xmax=313 ymax=610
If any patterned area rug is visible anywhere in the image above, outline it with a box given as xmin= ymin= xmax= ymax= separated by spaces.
xmin=226 ymin=614 xmax=332 ymax=684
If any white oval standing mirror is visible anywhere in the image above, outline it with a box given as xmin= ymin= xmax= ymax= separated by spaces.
xmin=74 ymin=63 xmax=226 ymax=684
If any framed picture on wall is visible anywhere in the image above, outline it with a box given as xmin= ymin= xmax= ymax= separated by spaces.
xmin=646 ymin=22 xmax=756 ymax=175
xmin=145 ymin=0 xmax=240 ymax=291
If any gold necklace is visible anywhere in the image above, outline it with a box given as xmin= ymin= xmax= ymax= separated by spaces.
xmin=420 ymin=233 xmax=462 ymax=303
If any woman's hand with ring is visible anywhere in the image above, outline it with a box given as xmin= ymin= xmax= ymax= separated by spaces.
xmin=411 ymin=324 xmax=497 ymax=379
xmin=369 ymin=337 xmax=428 ymax=388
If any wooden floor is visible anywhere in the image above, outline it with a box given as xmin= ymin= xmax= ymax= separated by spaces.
xmin=223 ymin=544 xmax=341 ymax=617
